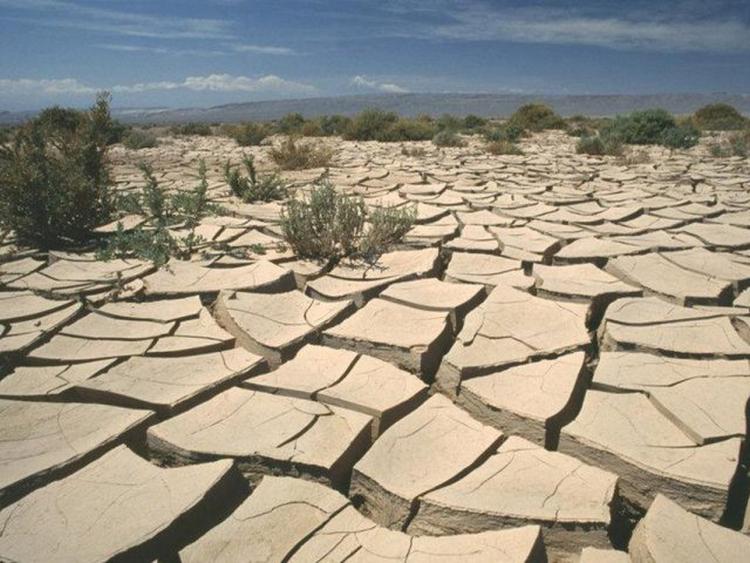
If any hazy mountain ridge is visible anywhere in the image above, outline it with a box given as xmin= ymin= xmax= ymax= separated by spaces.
xmin=1 ymin=93 xmax=749 ymax=125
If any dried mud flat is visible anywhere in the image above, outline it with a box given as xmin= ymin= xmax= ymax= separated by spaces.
xmin=2 ymin=131 xmax=750 ymax=562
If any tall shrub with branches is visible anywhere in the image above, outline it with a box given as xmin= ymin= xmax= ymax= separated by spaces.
xmin=0 ymin=93 xmax=114 ymax=248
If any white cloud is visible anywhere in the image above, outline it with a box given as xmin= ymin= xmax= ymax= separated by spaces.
xmin=351 ymin=75 xmax=409 ymax=93
xmin=97 ymin=44 xmax=226 ymax=57
xmin=426 ymin=4 xmax=750 ymax=52
xmin=0 ymin=77 xmax=96 ymax=95
xmin=0 ymin=74 xmax=317 ymax=98
xmin=232 ymin=44 xmax=296 ymax=55
xmin=113 ymin=74 xmax=316 ymax=95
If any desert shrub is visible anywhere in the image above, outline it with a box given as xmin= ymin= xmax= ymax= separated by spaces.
xmin=318 ymin=114 xmax=352 ymax=136
xmin=660 ymin=123 xmax=701 ymax=149
xmin=435 ymin=114 xmax=462 ymax=131
xmin=576 ymin=134 xmax=624 ymax=156
xmin=269 ymin=136 xmax=334 ymax=170
xmin=122 ymin=129 xmax=159 ymax=150
xmin=226 ymin=122 xmax=268 ymax=146
xmin=568 ymin=126 xmax=593 ymax=137
xmin=278 ymin=112 xmax=305 ymax=134
xmin=170 ymin=122 xmax=212 ymax=136
xmin=508 ymin=103 xmax=565 ymax=131
xmin=281 ymin=180 xmax=415 ymax=262
xmin=463 ymin=114 xmax=487 ymax=129
xmin=224 ymin=155 xmax=288 ymax=202
xmin=0 ymin=127 xmax=12 ymax=145
xmin=484 ymin=124 xmax=524 ymax=143
xmin=106 ymin=119 xmax=129 ymax=145
xmin=0 ymin=93 xmax=114 ymax=248
xmin=343 ymin=109 xmax=399 ymax=140
xmin=710 ymin=130 xmax=750 ymax=157
xmin=301 ymin=120 xmax=323 ymax=136
xmin=486 ymin=140 xmax=523 ymax=155
xmin=601 ymin=109 xmax=676 ymax=145
xmin=378 ymin=118 xmax=435 ymax=142
xmin=99 ymin=160 xmax=221 ymax=265
xmin=693 ymin=103 xmax=746 ymax=130
xmin=433 ymin=130 xmax=466 ymax=147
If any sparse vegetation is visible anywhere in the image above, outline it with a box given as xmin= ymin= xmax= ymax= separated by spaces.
xmin=660 ymin=123 xmax=701 ymax=149
xmin=692 ymin=103 xmax=747 ymax=130
xmin=486 ymin=140 xmax=523 ymax=155
xmin=277 ymin=112 xmax=306 ymax=134
xmin=99 ymin=160 xmax=222 ymax=265
xmin=432 ymin=129 xmax=466 ymax=147
xmin=343 ymin=109 xmax=436 ymax=142
xmin=122 ymin=129 xmax=159 ymax=150
xmin=281 ymin=179 xmax=415 ymax=262
xmin=318 ymin=115 xmax=352 ymax=136
xmin=170 ymin=122 xmax=212 ymax=136
xmin=224 ymin=155 xmax=288 ymax=202
xmin=709 ymin=130 xmax=750 ymax=157
xmin=508 ymin=103 xmax=565 ymax=131
xmin=0 ymin=93 xmax=114 ymax=248
xmin=224 ymin=122 xmax=269 ymax=146
xmin=463 ymin=114 xmax=487 ymax=130
xmin=484 ymin=124 xmax=524 ymax=143
xmin=576 ymin=134 xmax=624 ymax=156
xmin=270 ymin=136 xmax=334 ymax=170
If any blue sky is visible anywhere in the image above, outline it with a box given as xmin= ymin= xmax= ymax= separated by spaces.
xmin=0 ymin=0 xmax=749 ymax=110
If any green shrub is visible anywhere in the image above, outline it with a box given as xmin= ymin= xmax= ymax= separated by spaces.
xmin=432 ymin=130 xmax=466 ymax=147
xmin=278 ymin=112 xmax=305 ymax=134
xmin=508 ymin=103 xmax=565 ymax=131
xmin=435 ymin=114 xmax=462 ymax=131
xmin=601 ymin=109 xmax=676 ymax=145
xmin=660 ymin=124 xmax=701 ymax=149
xmin=281 ymin=180 xmax=415 ymax=262
xmin=0 ymin=93 xmax=114 ymax=248
xmin=318 ymin=115 xmax=352 ymax=136
xmin=343 ymin=109 xmax=399 ymax=140
xmin=99 ymin=160 xmax=221 ymax=265
xmin=463 ymin=114 xmax=487 ymax=129
xmin=484 ymin=124 xmax=524 ymax=143
xmin=224 ymin=155 xmax=288 ymax=202
xmin=225 ymin=122 xmax=268 ymax=146
xmin=486 ymin=140 xmax=523 ymax=155
xmin=377 ymin=118 xmax=435 ymax=142
xmin=693 ymin=103 xmax=746 ymax=130
xmin=170 ymin=122 xmax=212 ymax=136
xmin=106 ymin=119 xmax=129 ymax=145
xmin=122 ymin=129 xmax=159 ymax=150
xmin=301 ymin=120 xmax=323 ymax=136
xmin=576 ymin=134 xmax=624 ymax=156
xmin=270 ymin=136 xmax=334 ymax=170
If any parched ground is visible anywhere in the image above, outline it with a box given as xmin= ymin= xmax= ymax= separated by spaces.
xmin=2 ymin=130 xmax=750 ymax=562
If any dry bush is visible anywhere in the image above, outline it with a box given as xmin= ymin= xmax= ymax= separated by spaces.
xmin=270 ymin=137 xmax=334 ymax=170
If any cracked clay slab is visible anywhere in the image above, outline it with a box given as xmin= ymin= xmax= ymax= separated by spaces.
xmin=0 ymin=445 xmax=234 ymax=562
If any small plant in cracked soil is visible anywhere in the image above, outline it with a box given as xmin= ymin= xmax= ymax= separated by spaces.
xmin=270 ymin=136 xmax=334 ymax=170
xmin=224 ymin=155 xmax=288 ymax=202
xmin=97 ymin=160 xmax=223 ymax=266
xmin=281 ymin=178 xmax=416 ymax=264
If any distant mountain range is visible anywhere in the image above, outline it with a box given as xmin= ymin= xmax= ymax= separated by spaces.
xmin=1 ymin=93 xmax=749 ymax=125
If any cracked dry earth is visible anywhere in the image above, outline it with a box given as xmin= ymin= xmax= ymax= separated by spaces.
xmin=2 ymin=131 xmax=750 ymax=562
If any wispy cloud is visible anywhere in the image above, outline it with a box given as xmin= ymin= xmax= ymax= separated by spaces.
xmin=115 ymin=74 xmax=317 ymax=95
xmin=0 ymin=77 xmax=96 ymax=95
xmin=414 ymin=3 xmax=750 ymax=53
xmin=97 ymin=44 xmax=226 ymax=57
xmin=0 ymin=0 xmax=233 ymax=39
xmin=231 ymin=44 xmax=296 ymax=55
xmin=351 ymin=75 xmax=409 ymax=93
xmin=0 ymin=74 xmax=317 ymax=96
